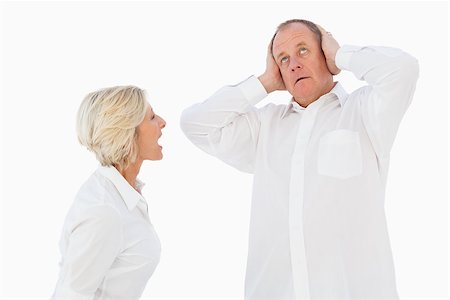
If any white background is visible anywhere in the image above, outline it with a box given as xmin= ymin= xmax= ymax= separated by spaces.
xmin=0 ymin=1 xmax=448 ymax=299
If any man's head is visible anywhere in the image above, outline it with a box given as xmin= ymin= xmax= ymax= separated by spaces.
xmin=271 ymin=19 xmax=334 ymax=106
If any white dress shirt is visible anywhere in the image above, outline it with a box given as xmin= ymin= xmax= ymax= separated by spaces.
xmin=180 ymin=45 xmax=419 ymax=300
xmin=52 ymin=165 xmax=161 ymax=300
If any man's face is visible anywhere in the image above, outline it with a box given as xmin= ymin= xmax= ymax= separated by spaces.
xmin=272 ymin=23 xmax=333 ymax=105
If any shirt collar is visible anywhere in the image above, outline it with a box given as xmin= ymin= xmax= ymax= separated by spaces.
xmin=281 ymin=82 xmax=348 ymax=119
xmin=96 ymin=165 xmax=146 ymax=211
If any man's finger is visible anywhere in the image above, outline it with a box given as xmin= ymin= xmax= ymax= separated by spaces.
xmin=317 ymin=24 xmax=326 ymax=35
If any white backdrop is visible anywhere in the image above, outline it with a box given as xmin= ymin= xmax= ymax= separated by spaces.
xmin=0 ymin=1 xmax=448 ymax=299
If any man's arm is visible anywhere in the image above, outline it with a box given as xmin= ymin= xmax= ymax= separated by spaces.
xmin=319 ymin=25 xmax=419 ymax=157
xmin=338 ymin=45 xmax=419 ymax=157
xmin=180 ymin=76 xmax=266 ymax=173
xmin=180 ymin=44 xmax=285 ymax=173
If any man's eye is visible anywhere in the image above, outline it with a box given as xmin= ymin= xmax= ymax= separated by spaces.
xmin=280 ymin=56 xmax=289 ymax=64
xmin=299 ymin=48 xmax=308 ymax=55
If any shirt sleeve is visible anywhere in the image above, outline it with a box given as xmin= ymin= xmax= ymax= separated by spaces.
xmin=60 ymin=205 xmax=123 ymax=300
xmin=180 ymin=75 xmax=268 ymax=173
xmin=335 ymin=45 xmax=419 ymax=158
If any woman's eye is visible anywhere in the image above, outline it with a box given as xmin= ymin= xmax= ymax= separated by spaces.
xmin=299 ymin=48 xmax=308 ymax=55
xmin=280 ymin=56 xmax=289 ymax=64
xmin=151 ymin=114 xmax=156 ymax=120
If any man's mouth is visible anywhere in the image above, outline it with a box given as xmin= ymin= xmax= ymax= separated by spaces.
xmin=295 ymin=77 xmax=310 ymax=84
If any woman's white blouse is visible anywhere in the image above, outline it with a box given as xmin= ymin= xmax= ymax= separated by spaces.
xmin=52 ymin=165 xmax=161 ymax=300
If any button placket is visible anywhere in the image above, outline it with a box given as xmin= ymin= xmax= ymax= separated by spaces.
xmin=289 ymin=103 xmax=323 ymax=300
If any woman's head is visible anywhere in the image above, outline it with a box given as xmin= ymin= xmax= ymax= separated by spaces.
xmin=77 ymin=85 xmax=166 ymax=171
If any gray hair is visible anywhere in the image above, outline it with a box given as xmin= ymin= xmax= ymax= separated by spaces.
xmin=270 ymin=19 xmax=322 ymax=55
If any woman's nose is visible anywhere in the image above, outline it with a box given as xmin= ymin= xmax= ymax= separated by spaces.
xmin=159 ymin=117 xmax=166 ymax=129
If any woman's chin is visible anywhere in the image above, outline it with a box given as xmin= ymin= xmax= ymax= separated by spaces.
xmin=144 ymin=151 xmax=163 ymax=161
xmin=155 ymin=150 xmax=164 ymax=160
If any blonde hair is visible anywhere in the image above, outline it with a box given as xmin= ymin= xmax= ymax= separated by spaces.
xmin=77 ymin=85 xmax=148 ymax=171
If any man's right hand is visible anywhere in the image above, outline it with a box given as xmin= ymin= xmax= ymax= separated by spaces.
xmin=258 ymin=42 xmax=286 ymax=94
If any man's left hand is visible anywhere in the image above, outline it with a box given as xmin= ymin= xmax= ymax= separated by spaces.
xmin=317 ymin=25 xmax=341 ymax=75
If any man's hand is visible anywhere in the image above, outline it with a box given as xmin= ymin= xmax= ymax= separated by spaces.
xmin=258 ymin=42 xmax=286 ymax=94
xmin=317 ymin=25 xmax=341 ymax=75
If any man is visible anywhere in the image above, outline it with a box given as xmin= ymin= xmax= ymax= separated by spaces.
xmin=180 ymin=19 xmax=419 ymax=300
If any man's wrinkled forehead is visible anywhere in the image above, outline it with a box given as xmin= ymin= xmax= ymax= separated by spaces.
xmin=272 ymin=32 xmax=309 ymax=54
xmin=271 ymin=23 xmax=318 ymax=55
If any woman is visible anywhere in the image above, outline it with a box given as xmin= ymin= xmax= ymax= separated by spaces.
xmin=52 ymin=86 xmax=166 ymax=300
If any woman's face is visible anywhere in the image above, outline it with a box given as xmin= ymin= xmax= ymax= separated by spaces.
xmin=136 ymin=104 xmax=166 ymax=161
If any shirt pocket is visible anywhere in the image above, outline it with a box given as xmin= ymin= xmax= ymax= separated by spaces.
xmin=317 ymin=129 xmax=363 ymax=179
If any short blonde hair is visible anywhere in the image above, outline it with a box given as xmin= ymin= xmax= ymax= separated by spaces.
xmin=77 ymin=85 xmax=148 ymax=171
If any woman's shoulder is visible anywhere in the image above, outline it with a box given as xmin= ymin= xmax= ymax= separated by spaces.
xmin=69 ymin=171 xmax=123 ymax=219
xmin=75 ymin=171 xmax=110 ymax=205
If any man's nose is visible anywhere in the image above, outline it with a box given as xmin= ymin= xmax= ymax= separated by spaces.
xmin=290 ymin=57 xmax=303 ymax=72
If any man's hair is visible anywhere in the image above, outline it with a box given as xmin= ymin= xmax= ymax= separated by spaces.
xmin=76 ymin=85 xmax=148 ymax=172
xmin=270 ymin=19 xmax=322 ymax=55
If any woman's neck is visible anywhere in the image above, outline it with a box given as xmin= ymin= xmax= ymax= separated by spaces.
xmin=116 ymin=159 xmax=143 ymax=193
